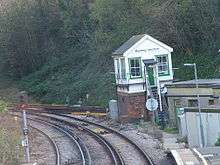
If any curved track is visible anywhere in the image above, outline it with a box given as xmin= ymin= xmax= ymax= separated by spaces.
xmin=29 ymin=118 xmax=87 ymax=165
xmin=30 ymin=112 xmax=154 ymax=165
xmin=12 ymin=114 xmax=88 ymax=165
xmin=29 ymin=126 xmax=61 ymax=165
xmin=30 ymin=114 xmax=124 ymax=165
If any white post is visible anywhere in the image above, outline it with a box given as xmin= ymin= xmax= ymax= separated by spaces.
xmin=22 ymin=110 xmax=30 ymax=163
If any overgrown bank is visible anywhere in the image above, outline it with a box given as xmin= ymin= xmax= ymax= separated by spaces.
xmin=0 ymin=0 xmax=220 ymax=106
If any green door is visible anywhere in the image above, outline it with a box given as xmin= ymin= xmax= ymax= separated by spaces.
xmin=147 ymin=67 xmax=155 ymax=86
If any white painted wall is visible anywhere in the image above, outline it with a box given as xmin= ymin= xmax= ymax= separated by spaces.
xmin=113 ymin=35 xmax=174 ymax=93
xmin=129 ymin=84 xmax=145 ymax=93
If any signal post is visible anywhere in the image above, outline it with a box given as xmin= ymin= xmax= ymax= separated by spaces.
xmin=18 ymin=91 xmax=30 ymax=163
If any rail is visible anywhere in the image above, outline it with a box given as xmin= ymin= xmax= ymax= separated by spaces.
xmin=58 ymin=113 xmax=155 ymax=165
xmin=29 ymin=113 xmax=125 ymax=165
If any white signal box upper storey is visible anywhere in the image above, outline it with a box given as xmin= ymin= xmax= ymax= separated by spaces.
xmin=112 ymin=34 xmax=174 ymax=93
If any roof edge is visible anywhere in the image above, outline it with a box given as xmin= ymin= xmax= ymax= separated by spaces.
xmin=146 ymin=35 xmax=173 ymax=52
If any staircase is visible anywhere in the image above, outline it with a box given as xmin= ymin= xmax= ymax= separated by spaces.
xmin=150 ymin=86 xmax=169 ymax=128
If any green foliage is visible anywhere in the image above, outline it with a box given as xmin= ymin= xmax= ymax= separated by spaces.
xmin=0 ymin=101 xmax=7 ymax=113
xmin=0 ymin=0 xmax=220 ymax=106
xmin=0 ymin=115 xmax=22 ymax=164
xmin=164 ymin=127 xmax=178 ymax=134
xmin=215 ymin=136 xmax=220 ymax=146
xmin=173 ymin=52 xmax=218 ymax=80
xmin=0 ymin=0 xmax=61 ymax=77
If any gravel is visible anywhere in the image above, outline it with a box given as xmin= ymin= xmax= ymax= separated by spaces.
xmin=29 ymin=120 xmax=82 ymax=165
xmin=29 ymin=127 xmax=56 ymax=165
xmin=73 ymin=115 xmax=176 ymax=165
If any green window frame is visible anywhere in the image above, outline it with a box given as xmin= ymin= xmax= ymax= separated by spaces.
xmin=129 ymin=58 xmax=142 ymax=79
xmin=156 ymin=54 xmax=170 ymax=76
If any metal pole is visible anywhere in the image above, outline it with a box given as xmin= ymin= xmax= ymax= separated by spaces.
xmin=144 ymin=65 xmax=155 ymax=123
xmin=194 ymin=63 xmax=205 ymax=148
xmin=144 ymin=65 xmax=148 ymax=120
xmin=22 ymin=110 xmax=30 ymax=163
xmin=155 ymin=64 xmax=165 ymax=129
xmin=155 ymin=64 xmax=163 ymax=112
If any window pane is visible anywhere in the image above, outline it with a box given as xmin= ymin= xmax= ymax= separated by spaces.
xmin=158 ymin=57 xmax=162 ymax=63
xmin=129 ymin=58 xmax=141 ymax=77
xmin=135 ymin=59 xmax=140 ymax=67
xmin=131 ymin=68 xmax=136 ymax=76
xmin=162 ymin=56 xmax=167 ymax=62
xmin=157 ymin=55 xmax=168 ymax=75
xmin=136 ymin=68 xmax=140 ymax=76
xmin=163 ymin=65 xmax=168 ymax=71
xmin=130 ymin=59 xmax=134 ymax=67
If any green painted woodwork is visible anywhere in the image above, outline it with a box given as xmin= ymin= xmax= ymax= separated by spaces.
xmin=156 ymin=54 xmax=170 ymax=77
xmin=128 ymin=57 xmax=142 ymax=79
xmin=147 ymin=67 xmax=155 ymax=86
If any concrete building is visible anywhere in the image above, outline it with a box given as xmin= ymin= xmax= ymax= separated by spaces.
xmin=112 ymin=34 xmax=174 ymax=121
xmin=166 ymin=79 xmax=220 ymax=127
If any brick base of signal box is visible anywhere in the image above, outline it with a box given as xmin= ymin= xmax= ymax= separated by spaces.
xmin=117 ymin=92 xmax=150 ymax=122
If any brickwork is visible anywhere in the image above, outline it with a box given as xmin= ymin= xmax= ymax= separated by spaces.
xmin=117 ymin=92 xmax=147 ymax=122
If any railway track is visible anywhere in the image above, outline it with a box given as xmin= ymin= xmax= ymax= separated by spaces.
xmin=12 ymin=112 xmax=124 ymax=165
xmin=12 ymin=114 xmax=89 ymax=165
xmin=30 ymin=114 xmax=125 ymax=165
xmin=28 ymin=112 xmax=154 ymax=165
xmin=29 ymin=126 xmax=61 ymax=165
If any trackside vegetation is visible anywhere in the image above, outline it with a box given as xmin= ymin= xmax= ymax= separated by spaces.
xmin=0 ymin=0 xmax=220 ymax=106
xmin=0 ymin=101 xmax=22 ymax=164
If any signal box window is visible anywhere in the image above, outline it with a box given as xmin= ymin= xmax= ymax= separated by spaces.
xmin=157 ymin=55 xmax=169 ymax=76
xmin=129 ymin=58 xmax=142 ymax=78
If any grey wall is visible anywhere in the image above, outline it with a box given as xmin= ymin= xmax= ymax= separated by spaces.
xmin=184 ymin=112 xmax=220 ymax=147
xmin=167 ymin=96 xmax=219 ymax=127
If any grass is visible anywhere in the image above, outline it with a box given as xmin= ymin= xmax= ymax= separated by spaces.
xmin=164 ymin=127 xmax=179 ymax=134
xmin=0 ymin=114 xmax=23 ymax=164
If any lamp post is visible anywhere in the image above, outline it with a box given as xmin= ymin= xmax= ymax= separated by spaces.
xmin=184 ymin=63 xmax=205 ymax=148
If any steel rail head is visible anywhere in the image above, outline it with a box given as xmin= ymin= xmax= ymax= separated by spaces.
xmin=10 ymin=113 xmax=87 ymax=165
xmin=29 ymin=126 xmax=61 ymax=165
xmin=29 ymin=117 xmax=87 ymax=165
xmin=58 ymin=113 xmax=155 ymax=165
xmin=28 ymin=112 xmax=124 ymax=165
